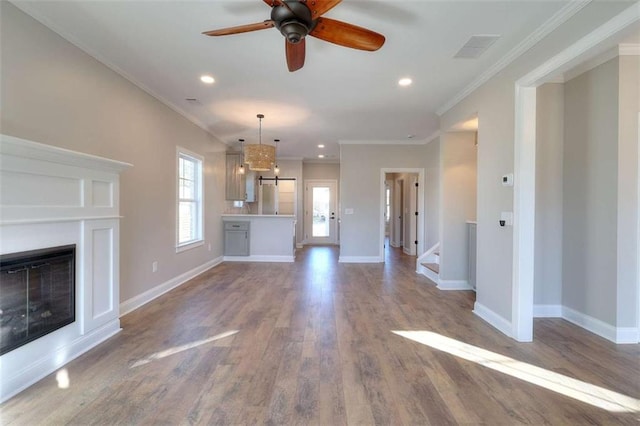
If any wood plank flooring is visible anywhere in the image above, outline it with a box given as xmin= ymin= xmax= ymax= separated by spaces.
xmin=2 ymin=245 xmax=639 ymax=425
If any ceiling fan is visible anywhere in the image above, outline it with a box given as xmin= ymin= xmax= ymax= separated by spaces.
xmin=203 ymin=0 xmax=385 ymax=72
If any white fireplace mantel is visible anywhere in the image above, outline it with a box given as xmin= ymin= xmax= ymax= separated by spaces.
xmin=0 ymin=134 xmax=132 ymax=402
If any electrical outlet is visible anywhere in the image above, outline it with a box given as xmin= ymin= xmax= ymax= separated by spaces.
xmin=152 ymin=261 xmax=158 ymax=272
xmin=208 ymin=243 xmax=212 ymax=251
xmin=500 ymin=212 xmax=513 ymax=227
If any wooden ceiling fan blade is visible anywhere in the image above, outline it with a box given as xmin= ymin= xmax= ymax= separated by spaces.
xmin=309 ymin=17 xmax=385 ymax=51
xmin=203 ymin=20 xmax=274 ymax=36
xmin=263 ymin=0 xmax=340 ymax=17
xmin=286 ymin=39 xmax=305 ymax=72
xmin=307 ymin=0 xmax=342 ymax=17
xmin=262 ymin=0 xmax=283 ymax=7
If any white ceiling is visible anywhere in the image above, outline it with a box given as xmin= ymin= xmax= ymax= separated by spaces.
xmin=13 ymin=0 xmax=575 ymax=160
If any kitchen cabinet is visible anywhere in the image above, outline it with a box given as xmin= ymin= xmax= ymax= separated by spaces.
xmin=225 ymin=153 xmax=245 ymax=201
xmin=224 ymin=221 xmax=250 ymax=256
xmin=225 ymin=153 xmax=256 ymax=202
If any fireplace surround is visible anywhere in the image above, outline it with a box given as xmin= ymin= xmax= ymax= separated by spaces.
xmin=0 ymin=134 xmax=131 ymax=402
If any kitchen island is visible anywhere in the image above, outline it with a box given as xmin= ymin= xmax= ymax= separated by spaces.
xmin=221 ymin=214 xmax=296 ymax=262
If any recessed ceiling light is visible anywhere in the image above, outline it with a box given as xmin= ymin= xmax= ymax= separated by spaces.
xmin=318 ymin=154 xmax=325 ymax=158
xmin=318 ymin=144 xmax=325 ymax=148
xmin=200 ymin=75 xmax=215 ymax=84
xmin=398 ymin=78 xmax=412 ymax=87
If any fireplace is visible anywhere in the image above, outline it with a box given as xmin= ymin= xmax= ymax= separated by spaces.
xmin=0 ymin=245 xmax=75 ymax=355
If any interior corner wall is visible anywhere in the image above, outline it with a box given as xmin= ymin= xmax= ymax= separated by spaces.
xmin=0 ymin=2 xmax=228 ymax=305
xmin=616 ymin=54 xmax=640 ymax=328
xmin=339 ymin=144 xmax=427 ymax=258
xmin=563 ymin=58 xmax=619 ymax=326
xmin=437 ymin=2 xmax=631 ymax=325
xmin=534 ymin=83 xmax=564 ymax=306
xmin=425 ymin=139 xmax=441 ymax=251
xmin=440 ymin=132 xmax=477 ymax=281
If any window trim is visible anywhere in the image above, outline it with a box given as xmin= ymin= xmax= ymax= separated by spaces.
xmin=176 ymin=146 xmax=204 ymax=253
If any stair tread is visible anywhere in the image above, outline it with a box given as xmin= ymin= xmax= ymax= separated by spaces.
xmin=422 ymin=263 xmax=439 ymax=274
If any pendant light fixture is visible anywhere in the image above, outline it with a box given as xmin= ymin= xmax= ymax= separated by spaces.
xmin=273 ymin=139 xmax=280 ymax=175
xmin=244 ymin=114 xmax=275 ymax=171
xmin=238 ymin=138 xmax=245 ymax=175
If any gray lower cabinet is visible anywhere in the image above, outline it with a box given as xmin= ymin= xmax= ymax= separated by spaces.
xmin=224 ymin=221 xmax=250 ymax=256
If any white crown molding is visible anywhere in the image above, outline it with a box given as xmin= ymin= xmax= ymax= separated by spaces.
xmin=339 ymin=130 xmax=441 ymax=147
xmin=303 ymin=159 xmax=340 ymax=164
xmin=276 ymin=157 xmax=304 ymax=161
xmin=424 ymin=130 xmax=441 ymax=145
xmin=562 ymin=46 xmax=619 ymax=82
xmin=517 ymin=3 xmax=640 ymax=87
xmin=11 ymin=1 xmax=226 ymax=146
xmin=339 ymin=139 xmax=428 ymax=145
xmin=436 ymin=0 xmax=592 ymax=116
xmin=619 ymin=43 xmax=640 ymax=55
xmin=563 ymin=42 xmax=640 ymax=83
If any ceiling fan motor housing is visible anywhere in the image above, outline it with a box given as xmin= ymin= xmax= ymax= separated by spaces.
xmin=271 ymin=1 xmax=313 ymax=44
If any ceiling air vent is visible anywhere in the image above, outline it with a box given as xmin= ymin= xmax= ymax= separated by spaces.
xmin=454 ymin=35 xmax=501 ymax=59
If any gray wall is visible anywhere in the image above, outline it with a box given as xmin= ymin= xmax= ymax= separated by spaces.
xmin=563 ymin=58 xmax=619 ymax=325
xmin=339 ymin=144 xmax=426 ymax=259
xmin=303 ymin=162 xmax=340 ymax=181
xmin=616 ymin=55 xmax=639 ymax=327
xmin=440 ymin=132 xmax=477 ymax=281
xmin=534 ymin=83 xmax=564 ymax=306
xmin=1 ymin=3 xmax=228 ymax=304
xmin=424 ymin=140 xmax=441 ymax=250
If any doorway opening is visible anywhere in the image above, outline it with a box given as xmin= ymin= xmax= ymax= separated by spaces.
xmin=380 ymin=169 xmax=424 ymax=262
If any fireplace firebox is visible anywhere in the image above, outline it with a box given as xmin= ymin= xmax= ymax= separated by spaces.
xmin=0 ymin=245 xmax=75 ymax=355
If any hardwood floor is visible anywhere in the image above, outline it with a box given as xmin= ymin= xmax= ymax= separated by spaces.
xmin=2 ymin=245 xmax=639 ymax=425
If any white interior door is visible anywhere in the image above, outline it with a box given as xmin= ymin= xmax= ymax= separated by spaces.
xmin=305 ymin=180 xmax=337 ymax=245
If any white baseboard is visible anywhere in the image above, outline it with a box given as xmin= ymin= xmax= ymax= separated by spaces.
xmin=1 ymin=320 xmax=121 ymax=403
xmin=223 ymin=255 xmax=294 ymax=263
xmin=416 ymin=264 xmax=439 ymax=285
xmin=437 ymin=280 xmax=473 ymax=291
xmin=120 ymin=256 xmax=223 ymax=316
xmin=473 ymin=302 xmax=513 ymax=338
xmin=533 ymin=304 xmax=562 ymax=318
xmin=614 ymin=327 xmax=640 ymax=344
xmin=338 ymin=256 xmax=382 ymax=263
xmin=561 ymin=306 xmax=639 ymax=344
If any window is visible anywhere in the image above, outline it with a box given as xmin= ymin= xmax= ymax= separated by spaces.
xmin=177 ymin=148 xmax=204 ymax=251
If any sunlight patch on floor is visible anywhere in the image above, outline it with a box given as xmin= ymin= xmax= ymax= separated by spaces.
xmin=130 ymin=330 xmax=239 ymax=368
xmin=392 ymin=330 xmax=640 ymax=413
xmin=56 ymin=368 xmax=70 ymax=389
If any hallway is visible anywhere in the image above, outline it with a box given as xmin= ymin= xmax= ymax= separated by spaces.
xmin=2 ymin=246 xmax=639 ymax=424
